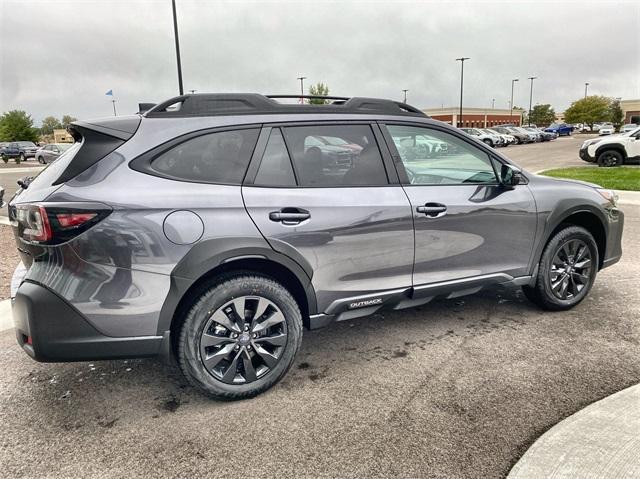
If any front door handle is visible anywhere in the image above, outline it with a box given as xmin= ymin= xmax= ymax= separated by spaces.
xmin=416 ymin=203 xmax=447 ymax=218
xmin=269 ymin=208 xmax=310 ymax=225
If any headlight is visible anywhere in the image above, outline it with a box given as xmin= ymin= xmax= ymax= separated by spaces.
xmin=597 ymin=188 xmax=618 ymax=207
xmin=583 ymin=138 xmax=602 ymax=147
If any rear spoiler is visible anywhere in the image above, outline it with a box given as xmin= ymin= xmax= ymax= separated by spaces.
xmin=53 ymin=116 xmax=141 ymax=185
xmin=138 ymin=102 xmax=156 ymax=114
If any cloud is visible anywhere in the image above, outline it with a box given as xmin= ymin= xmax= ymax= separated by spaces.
xmin=1 ymin=0 xmax=638 ymax=124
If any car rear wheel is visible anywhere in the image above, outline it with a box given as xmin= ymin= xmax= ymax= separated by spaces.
xmin=522 ymin=225 xmax=598 ymax=311
xmin=178 ymin=274 xmax=303 ymax=400
xmin=597 ymin=150 xmax=623 ymax=167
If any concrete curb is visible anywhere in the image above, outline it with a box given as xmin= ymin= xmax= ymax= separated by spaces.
xmin=508 ymin=384 xmax=640 ymax=478
xmin=0 ymin=299 xmax=13 ymax=332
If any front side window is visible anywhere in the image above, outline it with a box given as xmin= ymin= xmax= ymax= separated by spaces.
xmin=151 ymin=129 xmax=259 ymax=183
xmin=282 ymin=125 xmax=388 ymax=187
xmin=386 ymin=124 xmax=498 ymax=186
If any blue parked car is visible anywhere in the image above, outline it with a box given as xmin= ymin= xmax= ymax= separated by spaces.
xmin=545 ymin=123 xmax=573 ymax=136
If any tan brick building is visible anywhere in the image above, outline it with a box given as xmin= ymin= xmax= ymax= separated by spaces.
xmin=53 ymin=129 xmax=73 ymax=143
xmin=421 ymin=107 xmax=525 ymax=128
xmin=621 ymin=99 xmax=640 ymax=124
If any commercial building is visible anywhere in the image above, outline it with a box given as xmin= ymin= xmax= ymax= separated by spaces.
xmin=53 ymin=129 xmax=73 ymax=143
xmin=621 ymin=99 xmax=640 ymax=124
xmin=422 ymin=107 xmax=525 ymax=128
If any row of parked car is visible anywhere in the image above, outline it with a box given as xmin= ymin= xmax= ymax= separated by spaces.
xmin=459 ymin=125 xmax=559 ymax=148
xmin=0 ymin=141 xmax=72 ymax=164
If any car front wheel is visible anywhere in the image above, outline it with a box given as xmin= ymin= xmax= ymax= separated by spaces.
xmin=597 ymin=150 xmax=623 ymax=167
xmin=523 ymin=225 xmax=598 ymax=311
xmin=178 ymin=274 xmax=303 ymax=400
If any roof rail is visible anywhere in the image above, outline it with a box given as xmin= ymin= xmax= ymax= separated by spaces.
xmin=143 ymin=93 xmax=427 ymax=118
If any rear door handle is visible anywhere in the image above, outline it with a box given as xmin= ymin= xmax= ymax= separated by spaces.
xmin=269 ymin=208 xmax=310 ymax=225
xmin=416 ymin=203 xmax=447 ymax=218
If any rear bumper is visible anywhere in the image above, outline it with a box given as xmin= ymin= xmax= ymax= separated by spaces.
xmin=12 ymin=281 xmax=166 ymax=362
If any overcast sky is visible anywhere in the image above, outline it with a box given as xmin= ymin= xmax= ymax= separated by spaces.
xmin=1 ymin=0 xmax=638 ymax=125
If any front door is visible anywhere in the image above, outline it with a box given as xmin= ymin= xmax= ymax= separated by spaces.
xmin=242 ymin=123 xmax=414 ymax=313
xmin=381 ymin=123 xmax=538 ymax=287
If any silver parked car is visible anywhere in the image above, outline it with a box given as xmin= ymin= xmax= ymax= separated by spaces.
xmin=9 ymin=93 xmax=624 ymax=400
xmin=35 ymin=143 xmax=73 ymax=164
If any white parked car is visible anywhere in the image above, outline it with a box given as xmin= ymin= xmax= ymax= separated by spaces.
xmin=460 ymin=128 xmax=501 ymax=147
xmin=622 ymin=124 xmax=638 ymax=133
xmin=599 ymin=125 xmax=615 ymax=136
xmin=580 ymin=126 xmax=640 ymax=166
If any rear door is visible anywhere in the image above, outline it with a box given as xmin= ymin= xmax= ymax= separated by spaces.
xmin=381 ymin=122 xmax=537 ymax=288
xmin=242 ymin=123 xmax=414 ymax=313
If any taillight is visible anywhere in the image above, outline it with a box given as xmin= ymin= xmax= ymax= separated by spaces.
xmin=15 ymin=204 xmax=111 ymax=244
xmin=16 ymin=205 xmax=52 ymax=242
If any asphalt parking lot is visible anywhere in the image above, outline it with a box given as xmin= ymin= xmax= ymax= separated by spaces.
xmin=0 ymin=135 xmax=638 ymax=478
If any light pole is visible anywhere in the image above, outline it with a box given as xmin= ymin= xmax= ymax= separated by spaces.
xmin=456 ymin=57 xmax=470 ymax=127
xmin=188 ymin=89 xmax=197 ymax=94
xmin=492 ymin=98 xmax=495 ymax=109
xmin=171 ymin=0 xmax=184 ymax=96
xmin=527 ymin=76 xmax=537 ymax=126
xmin=297 ymin=76 xmax=306 ymax=104
xmin=402 ymin=89 xmax=409 ymax=103
xmin=584 ymin=82 xmax=589 ymax=98
xmin=510 ymin=78 xmax=519 ymax=123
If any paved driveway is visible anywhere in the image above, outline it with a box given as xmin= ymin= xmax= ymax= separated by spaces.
xmin=499 ymin=134 xmax=596 ymax=172
xmin=1 ymin=206 xmax=638 ymax=478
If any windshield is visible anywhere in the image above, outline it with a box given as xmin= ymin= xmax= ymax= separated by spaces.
xmin=17 ymin=141 xmax=37 ymax=147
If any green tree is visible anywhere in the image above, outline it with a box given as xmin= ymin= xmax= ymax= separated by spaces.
xmin=40 ymin=116 xmax=63 ymax=135
xmin=608 ymin=99 xmax=624 ymax=129
xmin=564 ymin=96 xmax=611 ymax=130
xmin=61 ymin=115 xmax=77 ymax=130
xmin=0 ymin=110 xmax=38 ymax=142
xmin=308 ymin=82 xmax=330 ymax=104
xmin=527 ymin=104 xmax=556 ymax=126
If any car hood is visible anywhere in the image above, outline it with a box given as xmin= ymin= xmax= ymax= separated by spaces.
xmin=536 ymin=174 xmax=601 ymax=189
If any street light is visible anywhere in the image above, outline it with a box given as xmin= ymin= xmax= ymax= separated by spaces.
xmin=456 ymin=57 xmax=470 ymax=127
xmin=510 ymin=79 xmax=519 ymax=122
xmin=584 ymin=82 xmax=589 ymax=98
xmin=492 ymin=98 xmax=495 ymax=109
xmin=528 ymin=77 xmax=537 ymax=126
xmin=171 ymin=0 xmax=184 ymax=96
xmin=297 ymin=76 xmax=307 ymax=104
xmin=402 ymin=89 xmax=409 ymax=103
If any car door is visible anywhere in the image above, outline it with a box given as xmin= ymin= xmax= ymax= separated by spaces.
xmin=242 ymin=123 xmax=414 ymax=314
xmin=381 ymin=122 xmax=537 ymax=289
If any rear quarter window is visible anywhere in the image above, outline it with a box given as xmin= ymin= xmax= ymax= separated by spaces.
xmin=150 ymin=129 xmax=259 ymax=184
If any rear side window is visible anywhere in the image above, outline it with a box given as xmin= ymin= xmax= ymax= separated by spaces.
xmin=282 ymin=125 xmax=388 ymax=187
xmin=151 ymin=129 xmax=259 ymax=184
xmin=254 ymin=129 xmax=296 ymax=187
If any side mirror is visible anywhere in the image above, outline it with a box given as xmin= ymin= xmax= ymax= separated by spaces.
xmin=500 ymin=164 xmax=522 ymax=187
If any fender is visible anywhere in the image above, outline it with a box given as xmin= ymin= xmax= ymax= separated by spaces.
xmin=156 ymin=236 xmax=317 ymax=334
xmin=595 ymin=143 xmax=627 ymax=159
xmin=528 ymin=203 xmax=608 ymax=277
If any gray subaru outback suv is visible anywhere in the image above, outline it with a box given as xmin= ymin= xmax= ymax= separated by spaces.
xmin=9 ymin=94 xmax=624 ymax=400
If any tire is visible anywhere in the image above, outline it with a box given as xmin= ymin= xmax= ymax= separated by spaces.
xmin=597 ymin=149 xmax=623 ymax=167
xmin=18 ymin=153 xmax=25 ymax=163
xmin=522 ymin=225 xmax=598 ymax=311
xmin=482 ymin=139 xmax=493 ymax=147
xmin=178 ymin=274 xmax=303 ymax=400
xmin=37 ymin=156 xmax=44 ymax=164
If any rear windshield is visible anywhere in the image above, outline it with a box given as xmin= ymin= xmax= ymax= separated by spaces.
xmin=17 ymin=141 xmax=37 ymax=147
xmin=26 ymin=142 xmax=81 ymax=190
